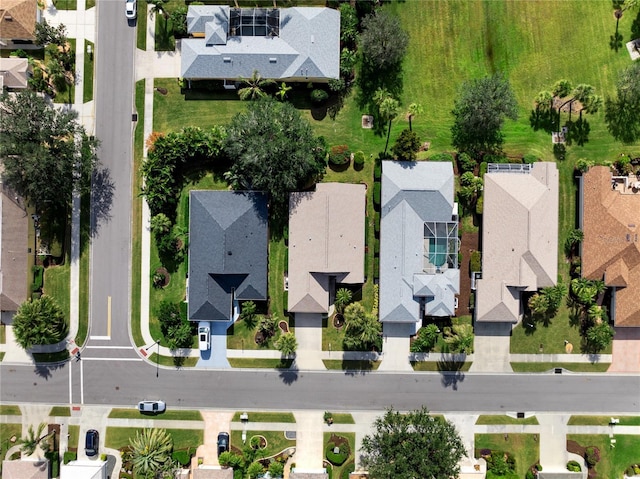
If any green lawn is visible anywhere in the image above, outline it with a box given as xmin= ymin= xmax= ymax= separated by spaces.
xmin=230 ymin=430 xmax=295 ymax=458
xmin=136 ymin=0 xmax=148 ymax=50
xmin=53 ymin=0 xmax=76 ymax=10
xmin=568 ymin=416 xmax=640 ymax=426
xmin=50 ymin=406 xmax=71 ymax=417
xmin=109 ymin=409 xmax=203 ymax=421
xmin=0 ymin=423 xmax=22 ymax=469
xmin=131 ymin=80 xmax=146 ymax=348
xmin=43 ymin=263 xmax=70 ymax=329
xmin=510 ymin=362 xmax=611 ymax=373
xmin=322 ymin=359 xmax=381 ymax=371
xmin=323 ymin=432 xmax=356 ymax=479
xmin=567 ymin=434 xmax=640 ymax=479
xmin=147 ymin=353 xmax=198 ymax=368
xmin=476 ymin=415 xmax=539 ymax=425
xmin=411 ymin=360 xmax=472 ymax=372
xmin=0 ymin=324 xmax=5 ymax=344
xmin=227 ymin=358 xmax=294 ymax=369
xmin=50 ymin=38 xmax=76 ymax=104
xmin=77 ymin=194 xmax=91 ymax=347
xmin=331 ymin=413 xmax=355 ymax=425
xmin=475 ymin=434 xmax=539 ymax=479
xmin=68 ymin=425 xmax=80 ymax=451
xmin=0 ymin=405 xmax=21 ymax=415
xmin=268 ymin=236 xmax=287 ymax=318
xmin=83 ymin=40 xmax=94 ymax=103
xmin=105 ymin=427 xmax=203 ymax=451
xmin=231 ymin=412 xmax=295 ymax=423
xmin=86 ymin=0 xmax=95 ymax=8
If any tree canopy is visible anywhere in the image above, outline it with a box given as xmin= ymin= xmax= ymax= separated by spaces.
xmin=223 ymin=98 xmax=327 ymax=225
xmin=605 ymin=62 xmax=640 ymax=144
xmin=359 ymin=11 xmax=409 ymax=70
xmin=361 ymin=407 xmax=466 ymax=479
xmin=451 ymin=74 xmax=518 ymax=155
xmin=0 ymin=90 xmax=98 ymax=214
xmin=13 ymin=296 xmax=68 ymax=350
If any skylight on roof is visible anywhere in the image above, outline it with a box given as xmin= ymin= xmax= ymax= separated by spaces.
xmin=229 ymin=8 xmax=279 ymax=37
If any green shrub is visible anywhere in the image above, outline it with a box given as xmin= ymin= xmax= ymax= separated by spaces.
xmin=525 ymin=470 xmax=534 ymax=479
xmin=325 ymin=443 xmax=348 ymax=466
xmin=523 ymin=153 xmax=538 ymax=164
xmin=328 ymin=78 xmax=346 ymax=92
xmin=269 ymin=461 xmax=284 ymax=478
xmin=483 ymin=153 xmax=507 ymax=163
xmin=172 ymin=450 xmax=191 ymax=466
xmin=311 ymin=89 xmax=329 ymax=104
xmin=470 ymin=250 xmax=481 ymax=272
xmin=63 ymin=451 xmax=77 ymax=464
xmin=479 ymin=161 xmax=488 ymax=177
xmin=373 ymin=183 xmax=381 ymax=207
xmin=374 ymin=257 xmax=379 ymax=280
xmin=475 ymin=195 xmax=483 ymax=215
xmin=374 ymin=213 xmax=380 ymax=235
xmin=566 ymin=460 xmax=581 ymax=472
xmin=392 ymin=129 xmax=421 ymax=161
xmin=353 ymin=151 xmax=365 ymax=169
xmin=429 ymin=152 xmax=454 ymax=162
xmin=32 ymin=265 xmax=44 ymax=291
xmin=458 ymin=152 xmax=476 ymax=173
xmin=329 ymin=145 xmax=351 ymax=166
xmin=585 ymin=446 xmax=600 ymax=467
xmin=374 ymin=163 xmax=382 ymax=180
xmin=553 ymin=143 xmax=566 ymax=161
xmin=341 ymin=461 xmax=356 ymax=479
xmin=45 ymin=451 xmax=60 ymax=478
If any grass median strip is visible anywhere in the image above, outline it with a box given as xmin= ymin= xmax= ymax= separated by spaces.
xmin=0 ymin=405 xmax=21 ymax=415
xmin=50 ymin=406 xmax=71 ymax=417
xmin=510 ymin=362 xmax=610 ymax=373
xmin=476 ymin=415 xmax=539 ymax=425
xmin=231 ymin=411 xmax=295 ymax=423
xmin=106 ymin=427 xmax=203 ymax=450
xmin=109 ymin=409 xmax=203 ymax=421
xmin=568 ymin=416 xmax=640 ymax=426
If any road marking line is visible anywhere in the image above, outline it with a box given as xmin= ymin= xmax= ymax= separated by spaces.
xmin=85 ymin=346 xmax=133 ymax=349
xmin=107 ymin=296 xmax=112 ymax=337
xmin=80 ymin=358 xmax=84 ymax=405
xmin=89 ymin=336 xmax=111 ymax=340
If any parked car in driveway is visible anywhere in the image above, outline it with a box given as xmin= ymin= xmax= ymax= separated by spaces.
xmin=138 ymin=400 xmax=166 ymax=414
xmin=217 ymin=432 xmax=229 ymax=456
xmin=125 ymin=0 xmax=137 ymax=20
xmin=85 ymin=429 xmax=99 ymax=457
xmin=198 ymin=326 xmax=210 ymax=351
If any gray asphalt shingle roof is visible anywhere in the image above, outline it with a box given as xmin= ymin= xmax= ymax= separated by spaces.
xmin=379 ymin=161 xmax=459 ymax=325
xmin=181 ymin=6 xmax=339 ymax=81
xmin=187 ymin=191 xmax=268 ymax=322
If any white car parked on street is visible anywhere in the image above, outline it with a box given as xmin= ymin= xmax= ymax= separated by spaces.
xmin=125 ymin=0 xmax=137 ymax=20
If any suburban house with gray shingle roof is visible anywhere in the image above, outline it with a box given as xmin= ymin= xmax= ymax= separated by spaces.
xmin=475 ymin=162 xmax=558 ymax=323
xmin=288 ymin=183 xmax=365 ymax=314
xmin=579 ymin=165 xmax=640 ymax=327
xmin=181 ymin=5 xmax=339 ymax=82
xmin=187 ymin=191 xmax=268 ymax=322
xmin=379 ymin=161 xmax=460 ymax=332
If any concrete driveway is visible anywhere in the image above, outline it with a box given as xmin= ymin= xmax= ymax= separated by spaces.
xmin=608 ymin=327 xmax=640 ymax=372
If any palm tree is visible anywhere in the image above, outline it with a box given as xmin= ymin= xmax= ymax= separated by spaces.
xmin=240 ymin=301 xmax=257 ymax=328
xmin=334 ymin=288 xmax=353 ymax=313
xmin=130 ymin=428 xmax=174 ymax=478
xmin=528 ymin=293 xmax=549 ymax=317
xmin=18 ymin=423 xmax=47 ymax=457
xmin=374 ymin=88 xmax=400 ymax=153
xmin=274 ymin=332 xmax=297 ymax=357
xmin=238 ymin=70 xmax=275 ymax=101
xmin=444 ymin=324 xmax=474 ymax=354
xmin=564 ymin=228 xmax=584 ymax=258
xmin=150 ymin=213 xmax=172 ymax=236
xmin=276 ymin=82 xmax=292 ymax=101
xmin=406 ymin=102 xmax=423 ymax=132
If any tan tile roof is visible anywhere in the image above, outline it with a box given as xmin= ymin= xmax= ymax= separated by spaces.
xmin=1 ymin=460 xmax=49 ymax=479
xmin=476 ymin=162 xmax=559 ymax=322
xmin=287 ymin=183 xmax=366 ymax=313
xmin=0 ymin=190 xmax=29 ymax=312
xmin=0 ymin=0 xmax=37 ymax=41
xmin=582 ymin=166 xmax=640 ymax=327
xmin=0 ymin=57 xmax=30 ymax=89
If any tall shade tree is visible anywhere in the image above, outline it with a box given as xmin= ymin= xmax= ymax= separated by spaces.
xmin=605 ymin=62 xmax=640 ymax=144
xmin=13 ymin=296 xmax=68 ymax=350
xmin=359 ymin=11 xmax=409 ymax=70
xmin=129 ymin=428 xmax=174 ymax=479
xmin=238 ymin=70 xmax=276 ymax=101
xmin=450 ymin=74 xmax=518 ymax=155
xmin=361 ymin=407 xmax=465 ymax=479
xmin=0 ymin=91 xmax=98 ymax=215
xmin=223 ymin=98 xmax=327 ymax=225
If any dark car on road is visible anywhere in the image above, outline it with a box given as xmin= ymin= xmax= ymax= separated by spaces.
xmin=217 ymin=432 xmax=229 ymax=456
xmin=85 ymin=429 xmax=99 ymax=457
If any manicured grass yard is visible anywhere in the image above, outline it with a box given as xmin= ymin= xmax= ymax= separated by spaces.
xmin=0 ymin=324 xmax=5 ymax=344
xmin=510 ymin=362 xmax=610 ymax=373
xmin=0 ymin=405 xmax=21 ymax=415
xmin=231 ymin=411 xmax=295 ymax=423
xmin=109 ymin=408 xmax=203 ymax=421
xmin=567 ymin=434 xmax=640 ymax=479
xmin=476 ymin=415 xmax=539 ymax=426
xmin=227 ymin=358 xmax=294 ymax=369
xmin=230 ymin=429 xmax=295 ymax=458
xmin=0 ymin=423 xmax=22 ymax=467
xmin=105 ymin=427 xmax=203 ymax=450
xmin=475 ymin=433 xmax=539 ymax=479
xmin=43 ymin=263 xmax=71 ymax=331
xmin=68 ymin=425 xmax=80 ymax=450
xmin=147 ymin=352 xmax=198 ymax=368
xmin=568 ymin=416 xmax=640 ymax=426
xmin=323 ymin=359 xmax=381 ymax=371
xmin=50 ymin=406 xmax=71 ymax=417
xmin=83 ymin=40 xmax=94 ymax=103
xmin=323 ymin=432 xmax=356 ymax=479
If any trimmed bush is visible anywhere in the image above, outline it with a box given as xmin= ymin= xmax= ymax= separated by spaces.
xmin=373 ymin=183 xmax=381 ymax=207
xmin=483 ymin=153 xmax=507 ymax=163
xmin=172 ymin=450 xmax=191 ymax=467
xmin=374 ymin=163 xmax=382 ymax=180
xmin=526 ymin=470 xmax=534 ymax=479
xmin=585 ymin=446 xmax=600 ymax=467
xmin=63 ymin=451 xmax=77 ymax=464
xmin=475 ymin=195 xmax=484 ymax=215
xmin=566 ymin=460 xmax=581 ymax=472
xmin=353 ymin=151 xmax=365 ymax=169
xmin=329 ymin=145 xmax=351 ymax=166
xmin=479 ymin=161 xmax=488 ymax=177
xmin=325 ymin=443 xmax=348 ymax=466
xmin=470 ymin=250 xmax=481 ymax=273
xmin=429 ymin=152 xmax=454 ymax=162
xmin=311 ymin=89 xmax=329 ymax=104
xmin=458 ymin=152 xmax=476 ymax=173
xmin=523 ymin=153 xmax=538 ymax=164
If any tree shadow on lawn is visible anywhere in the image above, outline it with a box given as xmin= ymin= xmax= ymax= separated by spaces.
xmin=631 ymin=9 xmax=640 ymax=41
